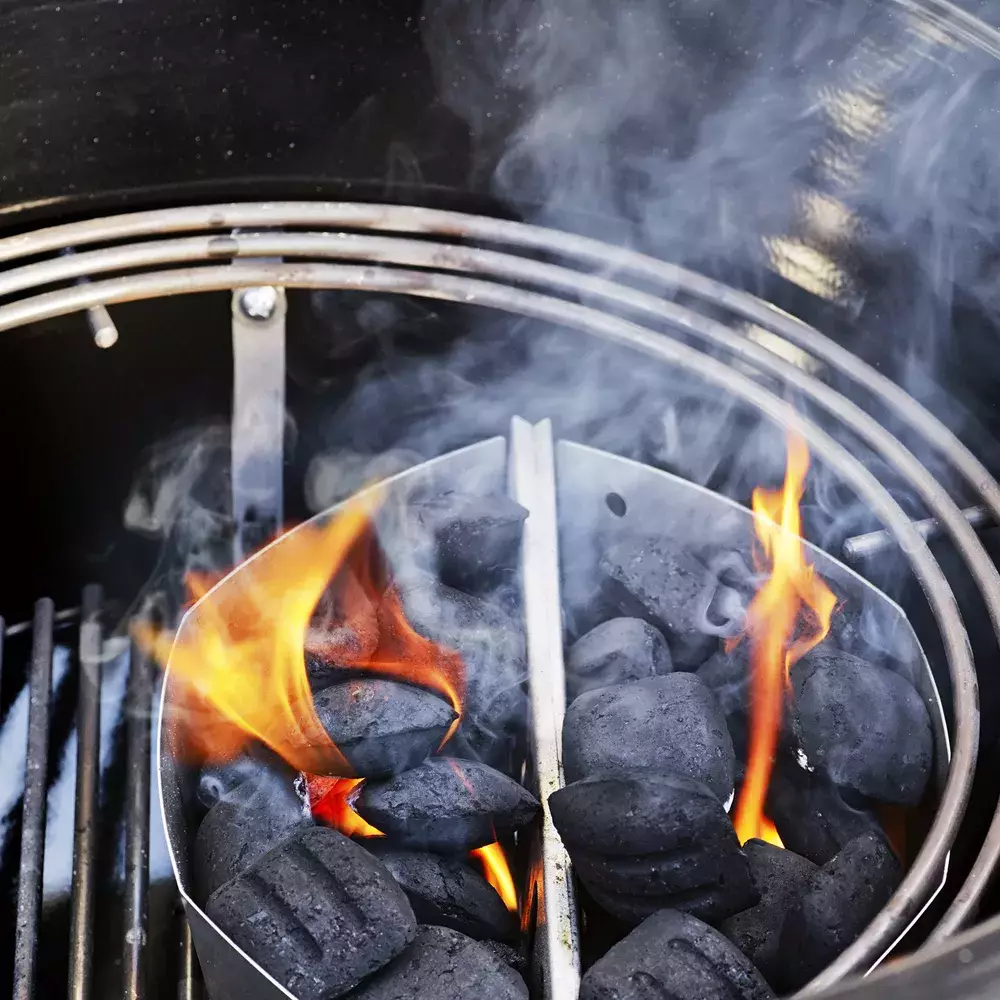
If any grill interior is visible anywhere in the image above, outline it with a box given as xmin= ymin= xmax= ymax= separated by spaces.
xmin=3 ymin=201 xmax=1000 ymax=999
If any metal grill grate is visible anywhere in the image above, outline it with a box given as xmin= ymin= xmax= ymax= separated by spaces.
xmin=0 ymin=592 xmax=198 ymax=1000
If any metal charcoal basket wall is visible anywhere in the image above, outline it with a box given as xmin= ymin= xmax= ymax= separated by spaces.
xmin=0 ymin=203 xmax=998 ymax=997
xmin=159 ymin=422 xmax=953 ymax=1000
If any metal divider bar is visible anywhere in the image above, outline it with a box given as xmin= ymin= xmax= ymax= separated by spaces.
xmin=123 ymin=640 xmax=152 ymax=1000
xmin=509 ymin=417 xmax=581 ymax=1000
xmin=68 ymin=584 xmax=104 ymax=1000
xmin=13 ymin=598 xmax=55 ymax=1000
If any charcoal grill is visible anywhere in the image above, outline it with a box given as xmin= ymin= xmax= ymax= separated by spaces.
xmin=0 ymin=202 xmax=999 ymax=1000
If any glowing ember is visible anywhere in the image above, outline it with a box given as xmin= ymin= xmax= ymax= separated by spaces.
xmin=733 ymin=430 xmax=837 ymax=845
xmin=307 ymin=775 xmax=384 ymax=839
xmin=309 ymin=775 xmax=518 ymax=911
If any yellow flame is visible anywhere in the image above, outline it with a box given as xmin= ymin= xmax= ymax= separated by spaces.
xmin=472 ymin=842 xmax=519 ymax=912
xmin=733 ymin=430 xmax=837 ymax=845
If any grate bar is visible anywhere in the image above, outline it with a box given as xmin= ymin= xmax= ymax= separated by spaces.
xmin=123 ymin=640 xmax=152 ymax=1000
xmin=67 ymin=585 xmax=104 ymax=1000
xmin=12 ymin=598 xmax=55 ymax=1000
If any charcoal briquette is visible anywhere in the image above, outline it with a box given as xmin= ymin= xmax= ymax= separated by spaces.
xmin=348 ymin=925 xmax=528 ymax=1000
xmin=481 ymin=940 xmax=529 ymax=978
xmin=206 ymin=826 xmax=417 ymax=1000
xmin=566 ymin=617 xmax=673 ymax=701
xmin=581 ymin=909 xmax=775 ymax=1000
xmin=311 ymin=679 xmax=457 ymax=777
xmin=791 ymin=647 xmax=933 ymax=805
xmin=562 ymin=674 xmax=735 ymax=803
xmin=767 ymin=754 xmax=881 ymax=865
xmin=551 ymin=769 xmax=736 ymax=857
xmin=194 ymin=770 xmax=310 ymax=902
xmin=598 ymin=532 xmax=717 ymax=668
xmin=778 ymin=832 xmax=902 ymax=991
xmin=356 ymin=757 xmax=540 ymax=852
xmin=366 ymin=844 xmax=516 ymax=941
xmin=413 ymin=491 xmax=528 ymax=593
xmin=552 ymin=770 xmax=755 ymax=925
xmin=719 ymin=839 xmax=818 ymax=986
xmin=581 ymin=848 xmax=758 ymax=926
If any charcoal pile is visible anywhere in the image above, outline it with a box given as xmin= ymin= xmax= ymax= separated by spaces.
xmin=189 ymin=490 xmax=537 ymax=1000
xmin=559 ymin=529 xmax=931 ymax=997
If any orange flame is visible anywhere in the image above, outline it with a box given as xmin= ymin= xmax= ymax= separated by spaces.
xmin=472 ymin=842 xmax=519 ymax=913
xmin=758 ymin=816 xmax=785 ymax=848
xmin=733 ymin=430 xmax=837 ymax=845
xmin=307 ymin=775 xmax=384 ymax=838
xmin=309 ymin=774 xmax=518 ymax=911
xmin=137 ymin=490 xmax=467 ymax=776
xmin=311 ymin=526 xmax=466 ymax=747
xmin=136 ymin=496 xmax=378 ymax=775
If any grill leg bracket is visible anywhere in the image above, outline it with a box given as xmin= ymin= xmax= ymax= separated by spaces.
xmin=231 ymin=285 xmax=286 ymax=562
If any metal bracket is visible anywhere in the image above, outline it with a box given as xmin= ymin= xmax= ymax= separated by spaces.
xmin=231 ymin=286 xmax=287 ymax=562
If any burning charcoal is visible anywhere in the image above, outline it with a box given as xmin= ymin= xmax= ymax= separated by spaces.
xmin=348 ymin=925 xmax=528 ymax=1000
xmin=767 ymin=755 xmax=880 ymax=865
xmin=719 ymin=840 xmax=818 ymax=986
xmin=551 ymin=770 xmax=756 ymax=925
xmin=562 ymin=674 xmax=735 ymax=803
xmin=366 ymin=844 xmax=516 ymax=941
xmin=791 ymin=648 xmax=933 ymax=805
xmin=413 ymin=491 xmax=528 ymax=593
xmin=778 ymin=832 xmax=901 ymax=992
xmin=207 ymin=827 xmax=416 ymax=1000
xmin=310 ymin=679 xmax=457 ymax=777
xmin=391 ymin=580 xmax=528 ymax=757
xmin=194 ymin=770 xmax=309 ymax=902
xmin=581 ymin=909 xmax=775 ymax=1000
xmin=356 ymin=757 xmax=539 ymax=852
xmin=598 ymin=532 xmax=717 ymax=668
xmin=566 ymin=617 xmax=673 ymax=701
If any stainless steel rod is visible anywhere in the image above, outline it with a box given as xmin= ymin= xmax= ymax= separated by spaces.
xmin=177 ymin=911 xmax=202 ymax=1000
xmin=68 ymin=585 xmax=104 ymax=1000
xmin=509 ymin=417 xmax=581 ymax=1000
xmin=123 ymin=640 xmax=152 ymax=1000
xmin=844 ymin=505 xmax=992 ymax=562
xmin=13 ymin=598 xmax=55 ymax=1000
xmin=2 ymin=606 xmax=80 ymax=638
